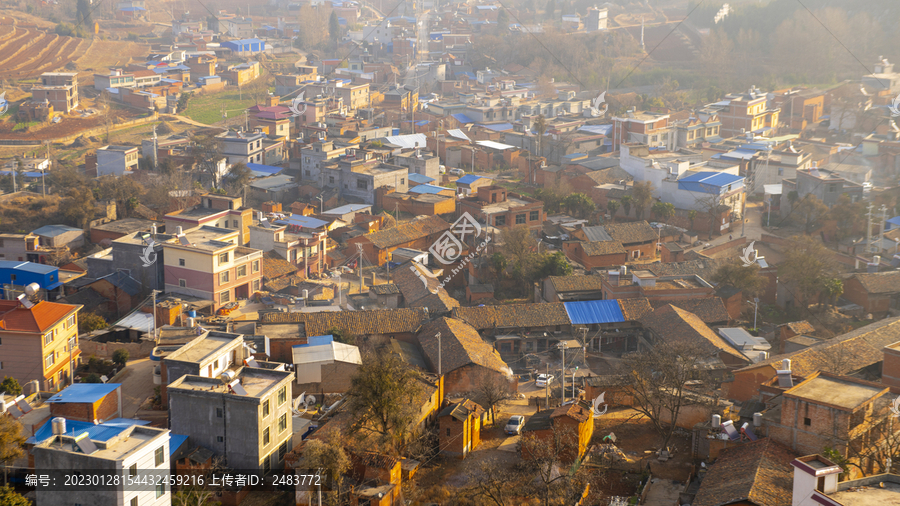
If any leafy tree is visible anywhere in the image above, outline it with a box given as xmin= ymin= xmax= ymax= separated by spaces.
xmin=96 ymin=175 xmax=145 ymax=210
xmin=1 ymin=416 xmax=25 ymax=485
xmin=620 ymin=195 xmax=633 ymax=217
xmin=0 ymin=485 xmax=28 ymax=505
xmin=606 ymin=199 xmax=620 ymax=221
xmin=533 ymin=251 xmax=573 ymax=278
xmin=176 ymin=92 xmax=192 ymax=113
xmin=345 ymin=350 xmax=422 ymax=454
xmin=533 ymin=179 xmax=571 ymax=214
xmin=328 ymin=11 xmax=340 ymax=43
xmin=652 ymin=201 xmax=675 ymax=224
xmin=828 ymin=194 xmax=864 ymax=243
xmin=533 ymin=114 xmax=548 ymax=163
xmin=778 ymin=235 xmax=838 ymax=307
xmin=822 ymin=278 xmax=844 ymax=308
xmin=59 ymin=186 xmax=95 ymax=228
xmin=83 ymin=373 xmax=102 ymax=383
xmin=688 ymin=209 xmax=698 ymax=231
xmin=632 ymin=181 xmax=654 ymax=220
xmin=76 ymin=0 xmax=93 ymax=27
xmin=225 ymin=162 xmax=252 ymax=197
xmin=562 ymin=193 xmax=595 ymax=219
xmin=793 ymin=195 xmax=829 ymax=234
xmin=298 ymin=427 xmax=350 ymax=506
xmin=711 ymin=258 xmax=769 ymax=299
xmin=112 ymin=349 xmax=129 ymax=367
xmin=0 ymin=377 xmax=22 ymax=396
xmin=328 ymin=327 xmax=357 ymax=346
xmin=496 ymin=9 xmax=509 ymax=33
xmin=78 ymin=312 xmax=107 ymax=333
xmin=617 ymin=340 xmax=716 ymax=450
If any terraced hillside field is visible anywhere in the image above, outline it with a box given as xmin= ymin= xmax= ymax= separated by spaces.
xmin=0 ymin=24 xmax=150 ymax=81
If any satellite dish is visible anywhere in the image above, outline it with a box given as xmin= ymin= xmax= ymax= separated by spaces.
xmin=24 ymin=283 xmax=40 ymax=296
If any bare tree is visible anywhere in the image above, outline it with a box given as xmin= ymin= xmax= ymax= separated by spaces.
xmin=475 ymin=372 xmax=512 ymax=425
xmin=465 ymin=457 xmax=522 ymax=506
xmin=518 ymin=424 xmax=587 ymax=506
xmin=0 ymin=416 xmax=25 ymax=485
xmin=693 ymin=193 xmax=725 ymax=239
xmin=171 ymin=455 xmax=227 ymax=506
xmin=298 ymin=427 xmax=350 ymax=506
xmin=616 ymin=340 xmax=717 ymax=450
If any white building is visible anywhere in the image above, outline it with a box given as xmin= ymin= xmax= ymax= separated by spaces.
xmin=33 ymin=424 xmax=171 ymax=506
xmin=97 ymin=145 xmax=139 ymax=177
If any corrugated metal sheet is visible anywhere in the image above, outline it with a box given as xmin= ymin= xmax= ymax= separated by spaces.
xmin=447 ymin=128 xmax=471 ymax=141
xmin=383 ymin=133 xmax=428 ymax=149
xmin=408 ymin=173 xmax=435 ymax=184
xmin=409 ymin=184 xmax=451 ymax=194
xmin=47 ymin=384 xmax=120 ymax=404
xmin=564 ymin=300 xmax=624 ymax=325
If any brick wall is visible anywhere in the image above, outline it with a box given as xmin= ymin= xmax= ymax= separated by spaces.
xmin=79 ymin=340 xmax=155 ymax=359
xmin=562 ymin=241 xmax=627 ymax=270
xmin=702 ymin=237 xmax=748 ymax=256
xmin=884 ymin=346 xmax=900 ymax=389
xmin=49 ymin=388 xmax=119 ymax=422
xmin=443 ymin=365 xmax=517 ymax=397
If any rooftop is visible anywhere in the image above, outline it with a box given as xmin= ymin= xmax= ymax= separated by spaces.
xmin=168 ymin=367 xmax=291 ymax=398
xmin=785 ymin=372 xmax=887 ymax=411
xmin=35 ymin=425 xmax=167 ymax=461
xmin=0 ymin=299 xmax=80 ymax=333
xmin=692 ymin=438 xmax=797 ymax=506
xmin=46 ymin=383 xmax=120 ymax=404
xmin=165 ymin=332 xmax=241 ymax=364
xmin=90 ymin=218 xmax=159 ymax=234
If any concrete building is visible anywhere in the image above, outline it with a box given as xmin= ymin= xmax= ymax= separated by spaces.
xmin=164 ymin=194 xmax=254 ymax=245
xmin=167 ymin=367 xmax=293 ymax=471
xmin=46 ymin=382 xmax=123 ymax=423
xmin=33 ymin=424 xmax=171 ymax=506
xmin=394 ymin=148 xmax=440 ymax=179
xmin=160 ymin=330 xmax=250 ymax=403
xmin=297 ymin=140 xmax=353 ymax=185
xmin=96 ymin=145 xmax=140 ymax=177
xmin=322 ymin=153 xmax=409 ymax=205
xmin=781 ymin=166 xmax=863 ymax=218
xmin=31 ymin=72 xmax=79 ymax=113
xmin=217 ymin=130 xmax=267 ymax=165
xmin=93 ymin=69 xmax=136 ymax=91
xmin=32 ymin=224 xmax=85 ymax=250
xmin=0 ymin=233 xmax=42 ymax=262
xmin=703 ymin=87 xmax=780 ymax=138
xmin=745 ymin=146 xmax=812 ymax=195
xmin=248 ymin=219 xmax=327 ymax=278
xmin=611 ymin=111 xmax=675 ymax=151
xmin=304 ymin=80 xmax=370 ymax=111
xmin=161 ymin=225 xmax=263 ymax=310
xmin=674 ymin=113 xmax=722 ymax=149
xmin=0 ymin=299 xmax=81 ymax=391
xmin=86 ymin=230 xmax=168 ymax=292
xmin=291 ymin=334 xmax=362 ymax=394
xmin=457 ymin=186 xmax=544 ymax=230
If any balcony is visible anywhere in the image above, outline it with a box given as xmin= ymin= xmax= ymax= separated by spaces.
xmin=234 ymin=246 xmax=263 ymax=262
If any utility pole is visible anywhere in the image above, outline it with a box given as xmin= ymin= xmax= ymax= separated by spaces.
xmin=558 ymin=341 xmax=567 ymax=404
xmin=436 ymin=332 xmax=441 ymax=377
xmin=545 ymin=363 xmax=549 ymax=408
xmin=356 ymin=244 xmax=364 ymax=294
xmin=151 ymin=289 xmax=159 ymax=344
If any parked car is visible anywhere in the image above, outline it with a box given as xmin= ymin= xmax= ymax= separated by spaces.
xmin=450 ymin=167 xmax=465 ymax=176
xmin=504 ymin=415 xmax=525 ymax=436
xmin=535 ymin=374 xmax=554 ymax=387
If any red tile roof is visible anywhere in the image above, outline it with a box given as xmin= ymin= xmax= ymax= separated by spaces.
xmin=639 ymin=304 xmax=746 ymax=361
xmin=692 ymin=438 xmax=797 ymax=506
xmin=362 ymin=215 xmax=450 ymax=249
xmin=0 ymin=300 xmax=80 ymax=333
xmin=417 ymin=317 xmax=512 ymax=375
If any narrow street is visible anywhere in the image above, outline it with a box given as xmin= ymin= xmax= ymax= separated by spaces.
xmin=116 ymin=358 xmax=156 ymax=418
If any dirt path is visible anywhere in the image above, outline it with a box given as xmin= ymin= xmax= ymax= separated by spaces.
xmin=117 ymin=358 xmax=156 ymax=419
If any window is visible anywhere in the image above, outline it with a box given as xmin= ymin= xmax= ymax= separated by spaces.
xmin=178 ymin=258 xmax=185 ymax=266
xmin=44 ymin=332 xmax=53 ymax=345
xmin=263 ymin=400 xmax=270 ymax=417
xmin=217 ymin=436 xmax=224 ymax=443
xmin=0 ymin=362 xmax=2 ymax=369
xmin=263 ymin=456 xmax=271 ymax=474
xmin=515 ymin=214 xmax=526 ymax=224
xmin=278 ymin=441 xmax=288 ymax=459
xmin=233 ymin=220 xmax=239 ymax=228
xmin=530 ymin=210 xmax=540 ymax=221
xmin=179 ymin=279 xmax=186 ymax=288
xmin=45 ymin=353 xmax=55 ymax=368
xmin=131 ymin=497 xmax=138 ymax=506
xmin=357 ymin=179 xmax=368 ymax=190
xmin=778 ymin=168 xmax=784 ymax=176
xmin=216 ymin=408 xmax=223 ymax=418
xmin=155 ymin=446 xmax=165 ymax=466
xmin=253 ymin=279 xmax=260 ymax=291
xmin=156 ymin=483 xmax=165 ymax=499
xmin=219 ymin=252 xmax=229 ymax=264
xmin=129 ymin=464 xmax=137 ymax=478
xmin=220 ymin=290 xmax=230 ymax=303
xmin=446 ymin=427 xmax=451 ymax=437
xmin=9 ymin=274 xmax=15 ymax=282
xmin=263 ymin=428 xmax=270 ymax=446
xmin=279 ymin=413 xmax=287 ymax=432
xmin=66 ymin=315 xmax=75 ymax=329
xmin=400 ymin=178 xmax=405 ymax=185
xmin=278 ymin=386 xmax=287 ymax=405
xmin=220 ymin=271 xmax=230 ymax=284
xmin=804 ymin=417 xmax=811 ymax=426
xmin=329 ymin=176 xmax=335 ymax=184
xmin=305 ymin=170 xmax=311 ymax=176
xmin=495 ymin=215 xmax=506 ymax=226
xmin=829 ymin=184 xmax=837 ymax=193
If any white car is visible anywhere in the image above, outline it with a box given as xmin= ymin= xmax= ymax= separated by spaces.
xmin=449 ymin=168 xmax=465 ymax=176
xmin=504 ymin=415 xmax=525 ymax=435
xmin=535 ymin=374 xmax=554 ymax=388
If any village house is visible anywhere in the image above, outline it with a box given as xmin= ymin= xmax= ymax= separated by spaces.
xmin=437 ymin=398 xmax=487 ymax=459
xmin=348 ymin=215 xmax=451 ymax=266
xmin=842 ymin=271 xmax=900 ymax=317
xmin=521 ymin=401 xmax=594 ymax=463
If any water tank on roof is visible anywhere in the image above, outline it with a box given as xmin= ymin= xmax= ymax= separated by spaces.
xmin=753 ymin=412 xmax=762 ymax=426
xmin=24 ymin=283 xmax=40 ymax=296
xmin=711 ymin=414 xmax=721 ymax=429
xmin=52 ymin=417 xmax=66 ymax=436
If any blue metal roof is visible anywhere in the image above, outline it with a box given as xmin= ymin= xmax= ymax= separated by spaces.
xmin=27 ymin=418 xmax=149 ymax=445
xmin=678 ymin=172 xmax=744 ymax=194
xmin=415 ymin=120 xmax=430 ymax=126
xmin=0 ymin=260 xmax=57 ymax=274
xmin=456 ymin=174 xmax=485 ymax=185
xmin=887 ymin=216 xmax=900 ymax=229
xmin=246 ymin=162 xmax=283 ymax=175
xmin=47 ymin=383 xmax=121 ymax=404
xmin=408 ymin=173 xmax=435 ymax=184
xmin=409 ymin=184 xmax=451 ymax=194
xmin=294 ymin=335 xmax=334 ymax=348
xmin=478 ymin=122 xmax=514 ymax=132
xmin=717 ymin=149 xmax=757 ymax=161
xmin=451 ymin=113 xmax=475 ymax=124
xmin=275 ymin=215 xmax=328 ymax=229
xmin=323 ymin=204 xmax=370 ymax=215
xmin=168 ymin=434 xmax=189 ymax=456
xmin=564 ymin=300 xmax=625 ymax=325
